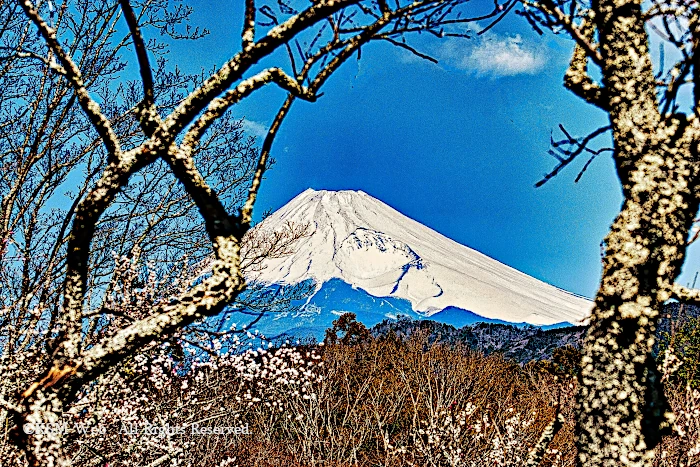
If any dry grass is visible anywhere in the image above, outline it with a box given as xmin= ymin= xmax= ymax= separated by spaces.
xmin=6 ymin=330 xmax=700 ymax=466
xmin=189 ymin=332 xmax=576 ymax=467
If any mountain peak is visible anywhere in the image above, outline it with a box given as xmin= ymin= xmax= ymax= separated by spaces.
xmin=297 ymin=188 xmax=370 ymax=202
xmin=251 ymin=188 xmax=592 ymax=326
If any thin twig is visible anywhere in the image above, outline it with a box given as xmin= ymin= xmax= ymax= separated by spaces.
xmin=19 ymin=0 xmax=122 ymax=159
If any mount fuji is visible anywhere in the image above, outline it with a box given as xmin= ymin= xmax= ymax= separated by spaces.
xmin=238 ymin=189 xmax=592 ymax=340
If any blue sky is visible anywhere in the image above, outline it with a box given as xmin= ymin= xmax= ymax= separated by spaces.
xmin=164 ymin=2 xmax=700 ymax=298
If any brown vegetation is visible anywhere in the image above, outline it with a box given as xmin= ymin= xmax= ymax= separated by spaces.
xmin=2 ymin=332 xmax=570 ymax=466
xmin=4 ymin=319 xmax=700 ymax=466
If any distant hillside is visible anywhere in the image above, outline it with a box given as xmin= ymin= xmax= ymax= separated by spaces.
xmin=371 ymin=302 xmax=700 ymax=364
xmin=371 ymin=317 xmax=585 ymax=363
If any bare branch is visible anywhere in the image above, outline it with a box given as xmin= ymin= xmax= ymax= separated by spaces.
xmin=691 ymin=13 xmax=700 ymax=115
xmin=88 ymin=235 xmax=241 ymax=365
xmin=523 ymin=1 xmax=603 ymax=65
xmin=536 ymin=125 xmax=611 ymax=187
xmin=243 ymin=0 xmax=256 ymax=50
xmin=688 ymin=217 xmax=700 ymax=245
xmin=118 ymin=0 xmax=158 ymax=133
xmin=525 ymin=409 xmax=566 ymax=467
xmin=161 ymin=144 xmax=236 ymax=240
xmin=308 ymin=13 xmax=392 ymax=94
xmin=240 ymin=94 xmax=295 ymax=228
xmin=671 ymin=283 xmax=700 ymax=306
xmin=379 ymin=36 xmax=438 ymax=63
xmin=0 ymin=49 xmax=66 ymax=74
xmin=477 ymin=0 xmax=518 ymax=36
xmin=161 ymin=0 xmax=360 ymax=138
xmin=61 ymin=148 xmax=159 ymax=356
xmin=19 ymin=0 xmax=122 ymax=159
xmin=181 ymin=67 xmax=315 ymax=154
xmin=563 ymin=15 xmax=608 ymax=110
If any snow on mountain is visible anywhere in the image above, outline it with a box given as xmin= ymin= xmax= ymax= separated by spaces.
xmin=248 ymin=188 xmax=592 ymax=326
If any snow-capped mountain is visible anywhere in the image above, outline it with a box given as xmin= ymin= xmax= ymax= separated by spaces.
xmin=247 ymin=188 xmax=592 ymax=328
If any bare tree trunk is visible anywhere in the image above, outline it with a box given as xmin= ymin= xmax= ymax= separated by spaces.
xmin=521 ymin=1 xmax=700 ymax=464
xmin=575 ymin=2 xmax=700 ymax=464
xmin=578 ymin=153 xmax=699 ymax=465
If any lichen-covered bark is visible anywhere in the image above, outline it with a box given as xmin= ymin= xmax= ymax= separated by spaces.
xmin=578 ymin=135 xmax=699 ymax=465
xmin=594 ymin=0 xmax=660 ymax=191
xmin=574 ymin=1 xmax=700 ymax=465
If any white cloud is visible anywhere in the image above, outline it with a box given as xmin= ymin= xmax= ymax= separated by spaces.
xmin=241 ymin=119 xmax=267 ymax=137
xmin=445 ymin=34 xmax=547 ymax=77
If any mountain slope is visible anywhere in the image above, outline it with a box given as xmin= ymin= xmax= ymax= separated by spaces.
xmin=248 ymin=189 xmax=592 ymax=326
